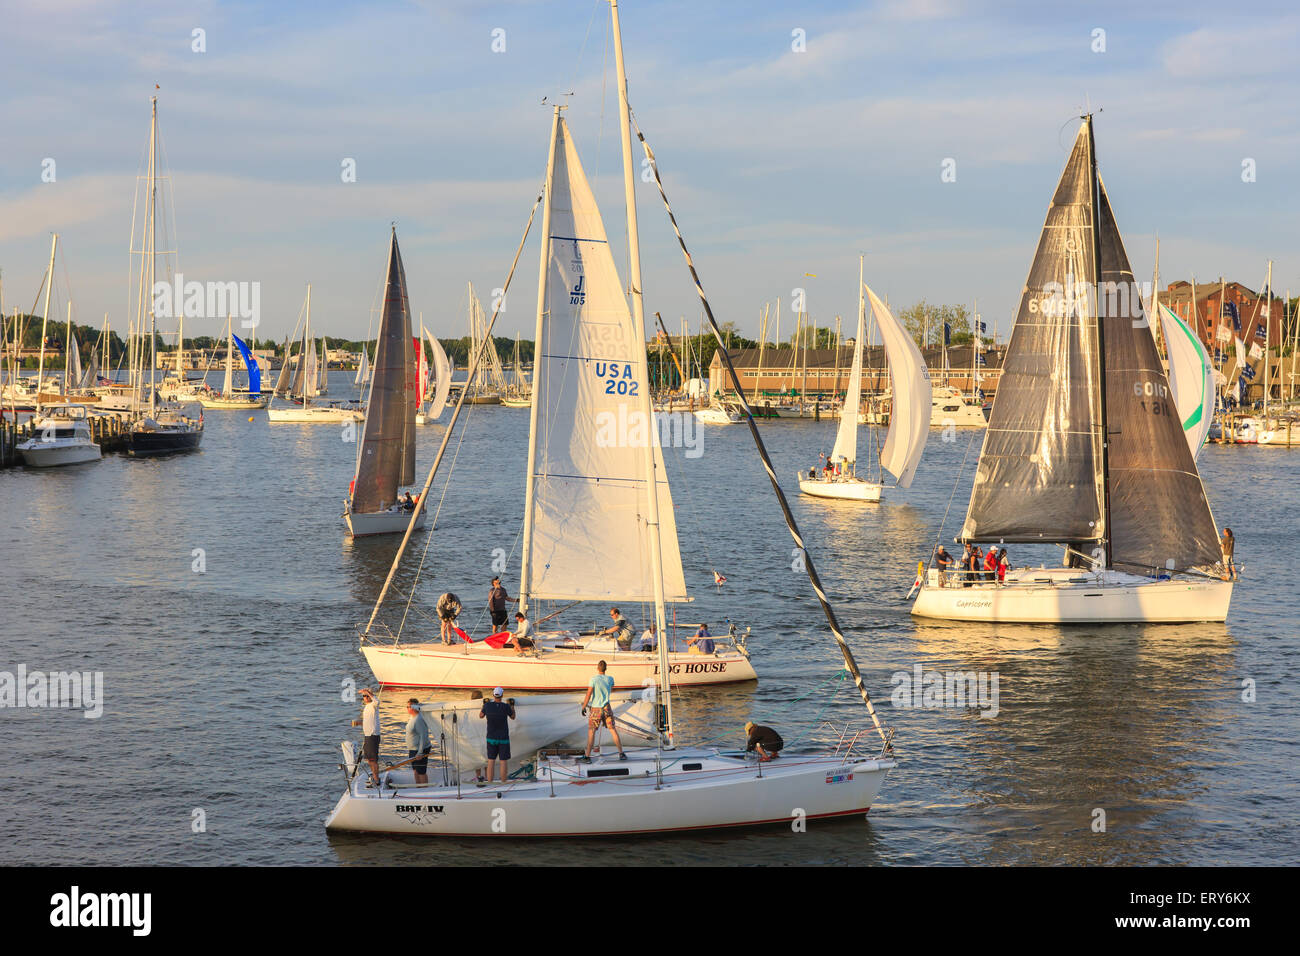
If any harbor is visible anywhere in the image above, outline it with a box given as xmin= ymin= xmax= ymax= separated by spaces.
xmin=0 ymin=3 xmax=1294 ymax=928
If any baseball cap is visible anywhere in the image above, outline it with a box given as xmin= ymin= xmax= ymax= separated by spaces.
xmin=493 ymin=687 xmax=504 ymax=698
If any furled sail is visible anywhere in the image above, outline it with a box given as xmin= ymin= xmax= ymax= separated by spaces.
xmin=351 ymin=229 xmax=416 ymax=513
xmin=829 ymin=308 xmax=864 ymax=466
xmin=1156 ymin=303 xmax=1213 ymax=459
xmin=867 ymin=284 xmax=930 ymax=487
xmin=1097 ymin=180 xmax=1221 ymax=572
xmin=426 ymin=330 xmax=451 ymax=420
xmin=961 ymin=124 xmax=1104 ymax=544
xmin=274 ymin=337 xmax=292 ymax=394
xmin=232 ymin=333 xmax=261 ymax=393
xmin=526 ymin=117 xmax=688 ymax=603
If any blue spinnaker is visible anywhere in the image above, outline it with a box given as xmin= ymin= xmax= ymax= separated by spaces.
xmin=232 ymin=334 xmax=261 ymax=393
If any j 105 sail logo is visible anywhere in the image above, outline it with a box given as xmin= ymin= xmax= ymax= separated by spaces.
xmin=570 ymin=275 xmax=586 ymax=305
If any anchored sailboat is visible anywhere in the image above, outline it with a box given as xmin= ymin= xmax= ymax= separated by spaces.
xmin=800 ymin=257 xmax=929 ymax=501
xmin=344 ymin=230 xmax=426 ymax=537
xmin=911 ymin=116 xmax=1232 ymax=623
xmin=267 ymin=286 xmax=365 ymax=424
xmin=200 ymin=316 xmax=268 ymax=409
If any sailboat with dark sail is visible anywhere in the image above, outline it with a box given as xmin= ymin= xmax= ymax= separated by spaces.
xmin=344 ymin=230 xmax=426 ymax=537
xmin=911 ymin=116 xmax=1232 ymax=623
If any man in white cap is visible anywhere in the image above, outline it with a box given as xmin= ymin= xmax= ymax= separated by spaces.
xmin=478 ymin=687 xmax=516 ymax=785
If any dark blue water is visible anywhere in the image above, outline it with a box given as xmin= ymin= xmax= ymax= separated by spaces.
xmin=1 ymin=373 xmax=1295 ymax=864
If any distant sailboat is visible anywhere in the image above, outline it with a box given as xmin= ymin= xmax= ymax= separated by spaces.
xmin=267 ymin=287 xmax=364 ymax=424
xmin=416 ymin=326 xmax=451 ymax=424
xmin=344 ymin=229 xmax=426 ymax=536
xmin=354 ymin=345 xmax=370 ymax=387
xmin=1156 ymin=303 xmax=1214 ymax=458
xmin=800 ymin=257 xmax=929 ymax=502
xmin=200 ymin=316 xmax=269 ymax=408
xmin=911 ymin=116 xmax=1232 ymax=623
xmin=501 ymin=332 xmax=532 ymax=407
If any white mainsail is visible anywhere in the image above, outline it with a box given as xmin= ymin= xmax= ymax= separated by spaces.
xmin=1157 ymin=303 xmax=1214 ymax=459
xmin=829 ymin=306 xmax=864 ymax=466
xmin=525 ymin=117 xmax=689 ymax=604
xmin=426 ymin=329 xmax=451 ymax=420
xmin=67 ymin=332 xmax=83 ymax=392
xmin=866 ymin=284 xmax=929 ymax=488
xmin=304 ymin=340 xmax=319 ymax=398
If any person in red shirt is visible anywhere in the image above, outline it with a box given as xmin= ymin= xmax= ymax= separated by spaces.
xmin=983 ymin=547 xmax=998 ymax=583
xmin=996 ymin=547 xmax=1009 ymax=584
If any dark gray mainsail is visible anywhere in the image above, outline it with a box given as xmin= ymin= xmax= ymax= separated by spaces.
xmin=962 ymin=117 xmax=1221 ymax=574
xmin=960 ymin=123 xmax=1105 ymax=545
xmin=1097 ymin=180 xmax=1221 ymax=572
xmin=351 ymin=229 xmax=416 ymax=513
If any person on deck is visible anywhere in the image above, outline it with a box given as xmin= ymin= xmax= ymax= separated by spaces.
xmin=400 ymin=491 xmax=415 ymax=512
xmin=510 ymin=611 xmax=535 ymax=656
xmin=580 ymin=661 xmax=626 ymax=763
xmin=478 ymin=687 xmax=516 ymax=785
xmin=1221 ymin=527 xmax=1237 ymax=581
xmin=405 ymin=699 xmax=431 ymax=785
xmin=961 ymin=543 xmax=974 ymax=587
xmin=436 ymin=592 xmax=462 ymax=644
xmin=598 ymin=607 xmax=635 ymax=651
xmin=935 ymin=545 xmax=953 ymax=587
xmin=744 ymin=721 xmax=783 ymax=761
xmin=983 ymin=547 xmax=998 ymax=583
xmin=350 ymin=688 xmax=382 ymax=787
xmin=996 ymin=548 xmax=1009 ymax=584
xmin=686 ymin=623 xmax=715 ymax=654
xmin=639 ymin=623 xmax=657 ymax=652
xmin=487 ymin=577 xmax=516 ymax=634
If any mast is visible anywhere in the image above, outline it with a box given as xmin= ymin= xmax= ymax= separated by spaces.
xmin=36 ymin=233 xmax=57 ymax=415
xmin=303 ymin=284 xmax=312 ymax=407
xmin=224 ymin=314 xmax=234 ymax=395
xmin=609 ymin=0 xmax=672 ymax=742
xmin=1151 ymin=238 xmax=1163 ymax=358
xmin=147 ymin=95 xmax=159 ymax=416
xmin=1264 ymin=260 xmax=1272 ymax=420
xmin=518 ymin=106 xmax=562 ymax=618
xmin=1085 ymin=115 xmax=1113 ymax=569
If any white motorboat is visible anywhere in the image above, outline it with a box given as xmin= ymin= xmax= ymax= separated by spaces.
xmin=911 ymin=116 xmax=1232 ymax=625
xmin=691 ymin=401 xmax=742 ymax=424
xmin=17 ymin=405 xmax=102 ymax=467
xmin=801 ymin=260 xmax=928 ymax=503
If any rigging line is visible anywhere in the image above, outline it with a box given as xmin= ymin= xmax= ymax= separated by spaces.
xmin=395 ymin=392 xmax=478 ymax=643
xmin=927 ymin=426 xmax=979 ymax=562
xmin=631 ymin=114 xmax=892 ymax=755
xmin=363 ymin=186 xmax=545 ymax=638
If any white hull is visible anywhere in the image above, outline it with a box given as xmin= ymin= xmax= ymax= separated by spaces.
xmin=798 ymin=474 xmax=882 ymax=501
xmin=325 ymin=746 xmax=893 ymax=836
xmin=911 ymin=567 xmax=1233 ymax=623
xmin=691 ymin=404 xmax=742 ymax=425
xmin=861 ymin=384 xmax=986 ymax=427
xmin=345 ymin=507 xmax=427 ymax=537
xmin=362 ymin=640 xmax=757 ymax=691
xmin=267 ymin=405 xmax=364 ymax=423
xmin=17 ymin=439 xmax=102 ymax=467
xmin=199 ymin=394 xmax=269 ymax=409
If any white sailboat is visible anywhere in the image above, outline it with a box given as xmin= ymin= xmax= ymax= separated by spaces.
xmin=344 ymin=230 xmax=427 ymax=537
xmin=911 ymin=116 xmax=1233 ymax=624
xmin=800 ymin=258 xmax=929 ymax=502
xmin=267 ymin=287 xmax=365 ymax=424
xmin=361 ymin=112 xmax=755 ymax=690
xmin=416 ymin=328 xmax=452 ymax=424
xmin=354 ymin=346 xmax=371 ymax=388
xmin=200 ymin=316 xmax=269 ymax=409
xmin=330 ymin=1 xmax=893 ymax=837
xmin=501 ymin=333 xmax=532 ymax=407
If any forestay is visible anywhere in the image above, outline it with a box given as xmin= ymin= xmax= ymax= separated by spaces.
xmin=867 ymin=284 xmax=929 ymax=487
xmin=526 ymin=117 xmax=688 ymax=603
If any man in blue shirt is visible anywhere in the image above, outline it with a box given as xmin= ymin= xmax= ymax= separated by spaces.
xmin=579 ymin=660 xmax=626 ymax=763
xmin=686 ymin=622 xmax=715 ymax=654
xmin=478 ymin=687 xmax=516 ymax=785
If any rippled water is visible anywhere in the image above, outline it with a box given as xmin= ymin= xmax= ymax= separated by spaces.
xmin=1 ymin=372 xmax=1296 ymax=865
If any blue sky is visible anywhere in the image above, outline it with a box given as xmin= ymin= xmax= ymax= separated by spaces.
xmin=2 ymin=0 xmax=1298 ymax=344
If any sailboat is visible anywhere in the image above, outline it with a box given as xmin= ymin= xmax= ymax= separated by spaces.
xmin=461 ymin=285 xmax=504 ymax=404
xmin=344 ymin=230 xmax=427 ymax=537
xmin=126 ymin=94 xmax=204 ymax=456
xmin=330 ymin=1 xmax=893 ymax=837
xmin=200 ymin=316 xmax=269 ymax=409
xmin=911 ymin=116 xmax=1232 ymax=623
xmin=501 ymin=333 xmax=532 ymax=407
xmin=360 ymin=111 xmax=756 ymax=690
xmin=267 ymin=286 xmax=365 ymax=423
xmin=354 ymin=346 xmax=371 ymax=388
xmin=799 ymin=256 xmax=929 ymax=501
